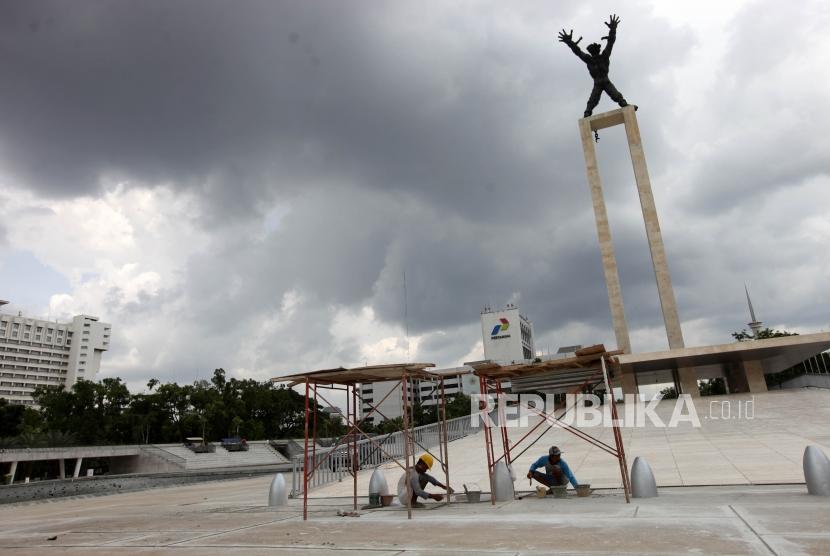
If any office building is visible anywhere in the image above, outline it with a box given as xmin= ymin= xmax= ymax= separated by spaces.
xmin=0 ymin=304 xmax=111 ymax=405
xmin=480 ymin=304 xmax=535 ymax=363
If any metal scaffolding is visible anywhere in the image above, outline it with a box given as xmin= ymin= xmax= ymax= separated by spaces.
xmin=472 ymin=344 xmax=632 ymax=503
xmin=275 ymin=363 xmax=457 ymax=520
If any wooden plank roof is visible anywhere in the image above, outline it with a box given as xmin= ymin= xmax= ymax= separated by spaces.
xmin=272 ymin=363 xmax=437 ymax=386
xmin=471 ymin=344 xmax=622 ymax=379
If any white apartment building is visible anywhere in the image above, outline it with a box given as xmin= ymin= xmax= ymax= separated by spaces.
xmin=359 ymin=380 xmax=416 ymax=425
xmin=0 ymin=307 xmax=111 ymax=406
xmin=358 ymin=372 xmax=477 ymax=424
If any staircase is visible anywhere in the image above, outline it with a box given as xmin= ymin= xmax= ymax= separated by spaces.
xmin=151 ymin=441 xmax=289 ymax=470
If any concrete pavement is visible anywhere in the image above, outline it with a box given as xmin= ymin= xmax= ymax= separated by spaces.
xmin=0 ymin=475 xmax=829 ymax=554
xmin=311 ymin=389 xmax=830 ymax=498
xmin=2 ymin=389 xmax=830 ymax=554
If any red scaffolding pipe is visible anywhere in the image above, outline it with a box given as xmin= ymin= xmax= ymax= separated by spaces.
xmin=477 ymin=353 xmax=630 ymax=503
xmin=294 ymin=365 xmax=456 ymax=521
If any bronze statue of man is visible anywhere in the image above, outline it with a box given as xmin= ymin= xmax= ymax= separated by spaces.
xmin=559 ymin=14 xmax=632 ymax=117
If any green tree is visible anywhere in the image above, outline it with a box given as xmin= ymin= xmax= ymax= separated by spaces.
xmin=698 ymin=378 xmax=727 ymax=396
xmin=33 ymin=377 xmax=131 ymax=445
xmin=658 ymin=386 xmax=678 ymax=399
xmin=0 ymin=398 xmax=34 ymax=437
xmin=732 ymin=328 xmax=798 ymax=341
xmin=444 ymin=393 xmax=473 ymax=419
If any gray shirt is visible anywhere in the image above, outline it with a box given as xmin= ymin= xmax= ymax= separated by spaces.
xmin=409 ymin=469 xmax=440 ymax=499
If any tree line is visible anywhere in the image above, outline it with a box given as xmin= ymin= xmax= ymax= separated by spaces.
xmin=1 ymin=369 xmax=346 ymax=447
xmin=0 ymin=368 xmax=472 ymax=448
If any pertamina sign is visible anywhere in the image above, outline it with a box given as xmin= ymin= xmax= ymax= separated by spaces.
xmin=490 ymin=318 xmax=510 ymax=340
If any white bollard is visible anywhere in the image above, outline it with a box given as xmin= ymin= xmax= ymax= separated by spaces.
xmin=369 ymin=468 xmax=389 ymax=496
xmin=268 ymin=473 xmax=289 ymax=506
xmin=630 ymin=456 xmax=658 ymax=498
xmin=803 ymin=445 xmax=830 ymax=496
xmin=492 ymin=461 xmax=515 ymax=501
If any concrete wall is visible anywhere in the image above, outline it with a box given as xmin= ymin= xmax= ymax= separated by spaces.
xmin=0 ymin=467 xmax=288 ymax=505
xmin=778 ymin=374 xmax=830 ymax=390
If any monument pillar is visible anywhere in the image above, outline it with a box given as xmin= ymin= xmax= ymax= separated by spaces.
xmin=579 ymin=107 xmax=684 ymax=353
xmin=725 ymin=361 xmax=750 ymax=393
xmin=742 ymin=359 xmax=768 ymax=393
xmin=620 ymin=369 xmax=638 ymax=396
xmin=622 ymin=109 xmax=684 ymax=350
xmin=579 ymin=116 xmax=631 ymax=354
xmin=677 ymin=366 xmax=699 ymax=397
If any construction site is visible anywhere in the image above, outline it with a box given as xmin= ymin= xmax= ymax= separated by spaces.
xmin=1 ymin=386 xmax=830 ymax=555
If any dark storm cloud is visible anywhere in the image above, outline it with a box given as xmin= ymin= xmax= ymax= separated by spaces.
xmin=0 ymin=1 xmax=690 ymax=224
xmin=675 ymin=0 xmax=830 ymax=217
xmin=5 ymin=0 xmax=825 ymax=379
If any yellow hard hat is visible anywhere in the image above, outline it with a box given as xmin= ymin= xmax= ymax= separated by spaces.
xmin=418 ymin=453 xmax=434 ymax=469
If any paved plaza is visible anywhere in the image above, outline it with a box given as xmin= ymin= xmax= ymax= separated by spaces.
xmin=313 ymin=389 xmax=830 ymax=497
xmin=1 ymin=390 xmax=829 ymax=555
xmin=1 ymin=479 xmax=829 ymax=555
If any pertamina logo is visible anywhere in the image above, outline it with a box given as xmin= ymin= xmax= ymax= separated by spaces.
xmin=490 ymin=318 xmax=510 ymax=339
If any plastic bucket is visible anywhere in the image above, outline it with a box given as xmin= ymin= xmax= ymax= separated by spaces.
xmin=576 ymin=484 xmax=591 ymax=497
xmin=466 ymin=491 xmax=482 ymax=503
xmin=369 ymin=493 xmax=380 ymax=506
xmin=551 ymin=486 xmax=568 ymax=499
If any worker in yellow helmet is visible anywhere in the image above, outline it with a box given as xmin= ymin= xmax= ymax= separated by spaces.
xmin=406 ymin=453 xmax=453 ymax=508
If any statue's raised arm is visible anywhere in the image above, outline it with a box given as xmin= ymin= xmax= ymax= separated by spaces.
xmin=558 ymin=29 xmax=590 ymax=64
xmin=601 ymin=14 xmax=620 ymax=58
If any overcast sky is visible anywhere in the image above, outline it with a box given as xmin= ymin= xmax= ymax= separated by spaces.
xmin=1 ymin=0 xmax=828 ymax=393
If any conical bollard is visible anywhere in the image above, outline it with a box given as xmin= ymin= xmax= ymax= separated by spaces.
xmin=368 ymin=468 xmax=389 ymax=505
xmin=803 ymin=445 xmax=830 ymax=496
xmin=630 ymin=456 xmax=658 ymax=498
xmin=268 ymin=473 xmax=288 ymax=506
xmin=492 ymin=461 xmax=515 ymax=501
xmin=369 ymin=468 xmax=390 ymax=496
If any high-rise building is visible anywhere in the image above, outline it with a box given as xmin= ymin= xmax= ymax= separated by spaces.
xmin=0 ymin=308 xmax=111 ymax=406
xmin=480 ymin=304 xmax=535 ymax=363
xmin=358 ymin=373 xmax=477 ymax=424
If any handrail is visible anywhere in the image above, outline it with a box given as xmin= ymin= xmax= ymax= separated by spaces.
xmin=291 ymin=414 xmax=478 ymax=496
xmin=142 ymin=444 xmax=187 ymax=467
